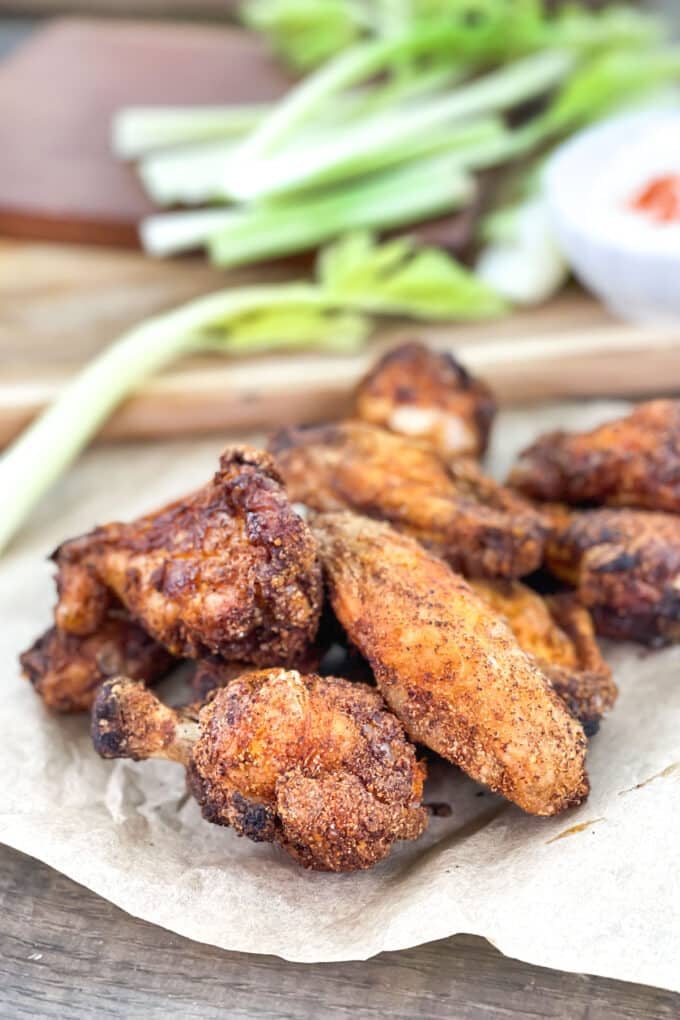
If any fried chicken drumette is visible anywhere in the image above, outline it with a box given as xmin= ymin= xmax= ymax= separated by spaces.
xmin=313 ymin=512 xmax=588 ymax=816
xmin=270 ymin=422 xmax=547 ymax=578
xmin=510 ymin=400 xmax=680 ymax=511
xmin=470 ymin=580 xmax=617 ymax=735
xmin=354 ymin=341 xmax=496 ymax=458
xmin=546 ymin=507 xmax=680 ymax=646
xmin=92 ymin=671 xmax=428 ymax=872
xmin=20 ymin=613 xmax=174 ymax=713
xmin=189 ymin=658 xmax=250 ymax=701
xmin=53 ymin=447 xmax=322 ymax=665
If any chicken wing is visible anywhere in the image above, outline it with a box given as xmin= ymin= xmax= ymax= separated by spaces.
xmin=313 ymin=511 xmax=588 ymax=816
xmin=510 ymin=400 xmax=680 ymax=511
xmin=270 ymin=422 xmax=547 ymax=578
xmin=469 ymin=580 xmax=617 ymax=735
xmin=189 ymin=658 xmax=250 ymax=701
xmin=354 ymin=341 xmax=496 ymax=458
xmin=20 ymin=613 xmax=173 ymax=713
xmin=53 ymin=447 xmax=322 ymax=665
xmin=546 ymin=506 xmax=680 ymax=645
xmin=92 ymin=671 xmax=428 ymax=872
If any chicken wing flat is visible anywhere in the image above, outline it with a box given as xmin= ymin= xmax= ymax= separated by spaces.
xmin=92 ymin=671 xmax=427 ymax=872
xmin=510 ymin=400 xmax=680 ymax=511
xmin=270 ymin=422 xmax=547 ymax=578
xmin=354 ymin=341 xmax=496 ymax=458
xmin=52 ymin=447 xmax=322 ymax=664
xmin=469 ymin=580 xmax=617 ymax=735
xmin=313 ymin=511 xmax=588 ymax=816
xmin=546 ymin=507 xmax=680 ymax=645
xmin=20 ymin=614 xmax=173 ymax=713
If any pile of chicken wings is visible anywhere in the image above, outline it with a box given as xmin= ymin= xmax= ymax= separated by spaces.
xmin=21 ymin=340 xmax=679 ymax=872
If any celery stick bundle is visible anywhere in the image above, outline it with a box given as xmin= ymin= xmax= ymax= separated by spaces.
xmin=112 ymin=2 xmax=676 ymax=275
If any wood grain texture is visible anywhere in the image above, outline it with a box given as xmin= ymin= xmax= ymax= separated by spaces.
xmin=1 ymin=845 xmax=678 ymax=1020
xmin=0 ymin=18 xmax=483 ymax=251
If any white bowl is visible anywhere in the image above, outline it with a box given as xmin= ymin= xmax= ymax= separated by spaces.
xmin=545 ymin=108 xmax=680 ymax=323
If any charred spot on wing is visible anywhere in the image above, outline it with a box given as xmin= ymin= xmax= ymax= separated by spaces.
xmin=268 ymin=423 xmax=342 ymax=456
xmin=592 ymin=551 xmax=639 ymax=573
xmin=232 ymin=794 xmax=277 ymax=843
xmin=92 ymin=725 xmax=127 ymax=759
xmin=19 ymin=631 xmax=50 ymax=686
xmin=90 ymin=680 xmax=127 ymax=756
xmin=218 ymin=445 xmax=284 ymax=486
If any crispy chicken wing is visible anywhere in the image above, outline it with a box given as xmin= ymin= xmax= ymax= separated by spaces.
xmin=313 ymin=512 xmax=588 ymax=816
xmin=20 ymin=613 xmax=173 ymax=713
xmin=546 ymin=507 xmax=680 ymax=645
xmin=92 ymin=671 xmax=428 ymax=872
xmin=510 ymin=400 xmax=680 ymax=511
xmin=469 ymin=580 xmax=617 ymax=735
xmin=53 ymin=447 xmax=322 ymax=665
xmin=189 ymin=658 xmax=251 ymax=701
xmin=270 ymin=422 xmax=547 ymax=578
xmin=354 ymin=341 xmax=496 ymax=458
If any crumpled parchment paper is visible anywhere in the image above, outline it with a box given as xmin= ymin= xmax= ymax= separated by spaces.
xmin=1 ymin=400 xmax=678 ymax=989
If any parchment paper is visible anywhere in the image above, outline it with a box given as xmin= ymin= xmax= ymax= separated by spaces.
xmin=1 ymin=400 xmax=679 ymax=989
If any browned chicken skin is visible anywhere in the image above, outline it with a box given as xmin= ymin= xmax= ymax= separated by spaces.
xmin=189 ymin=658 xmax=251 ymax=701
xmin=470 ymin=580 xmax=617 ymax=735
xmin=354 ymin=341 xmax=496 ymax=458
xmin=313 ymin=512 xmax=588 ymax=816
xmin=510 ymin=400 xmax=680 ymax=511
xmin=53 ymin=447 xmax=322 ymax=665
xmin=546 ymin=507 xmax=680 ymax=646
xmin=19 ymin=613 xmax=174 ymax=713
xmin=92 ymin=671 xmax=428 ymax=872
xmin=270 ymin=422 xmax=547 ymax=578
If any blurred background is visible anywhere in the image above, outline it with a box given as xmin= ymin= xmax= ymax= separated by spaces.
xmin=0 ymin=0 xmax=679 ymax=548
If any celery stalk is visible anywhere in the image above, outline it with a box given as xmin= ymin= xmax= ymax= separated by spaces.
xmin=0 ymin=284 xmax=332 ymax=553
xmin=234 ymin=115 xmax=502 ymax=199
xmin=0 ymin=230 xmax=505 ymax=550
xmin=234 ymin=23 xmax=469 ymax=160
xmin=140 ymin=209 xmax=240 ymax=257
xmin=226 ymin=49 xmax=573 ymax=200
xmin=209 ymin=157 xmax=475 ymax=267
xmin=113 ymin=106 xmax=267 ymax=160
xmin=139 ymin=140 xmax=243 ymax=206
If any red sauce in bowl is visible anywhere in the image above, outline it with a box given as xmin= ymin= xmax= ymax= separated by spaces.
xmin=629 ymin=174 xmax=680 ymax=224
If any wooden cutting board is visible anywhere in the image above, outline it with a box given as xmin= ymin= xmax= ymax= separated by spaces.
xmin=2 ymin=236 xmax=680 ymax=448
xmin=0 ymin=17 xmax=485 ymax=251
xmin=0 ymin=18 xmax=289 ymax=245
xmin=2 ymin=18 xmax=680 ymax=448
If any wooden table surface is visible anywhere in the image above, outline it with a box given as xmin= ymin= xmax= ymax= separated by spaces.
xmin=2 ymin=15 xmax=680 ymax=1020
